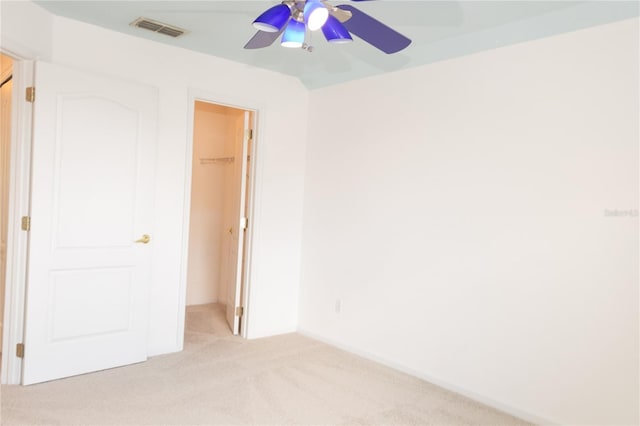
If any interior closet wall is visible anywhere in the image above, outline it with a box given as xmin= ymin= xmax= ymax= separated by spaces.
xmin=186 ymin=101 xmax=243 ymax=306
xmin=0 ymin=53 xmax=14 ymax=353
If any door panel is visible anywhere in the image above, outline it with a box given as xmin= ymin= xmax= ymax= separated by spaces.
xmin=225 ymin=112 xmax=251 ymax=335
xmin=54 ymin=96 xmax=138 ymax=248
xmin=49 ymin=268 xmax=133 ymax=341
xmin=22 ymin=62 xmax=157 ymax=385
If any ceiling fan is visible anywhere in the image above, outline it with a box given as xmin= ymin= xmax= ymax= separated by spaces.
xmin=244 ymin=0 xmax=412 ymax=54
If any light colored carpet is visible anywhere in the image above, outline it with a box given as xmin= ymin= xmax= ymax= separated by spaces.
xmin=0 ymin=304 xmax=530 ymax=425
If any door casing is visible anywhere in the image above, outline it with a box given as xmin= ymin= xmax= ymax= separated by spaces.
xmin=0 ymin=49 xmax=34 ymax=385
xmin=179 ymin=89 xmax=261 ymax=345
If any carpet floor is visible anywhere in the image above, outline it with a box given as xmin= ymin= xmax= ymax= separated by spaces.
xmin=0 ymin=304 xmax=530 ymax=425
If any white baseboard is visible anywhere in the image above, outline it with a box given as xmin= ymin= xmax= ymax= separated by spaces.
xmin=297 ymin=328 xmax=555 ymax=426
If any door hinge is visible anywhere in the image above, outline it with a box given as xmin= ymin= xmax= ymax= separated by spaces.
xmin=235 ymin=306 xmax=244 ymax=317
xmin=240 ymin=217 xmax=248 ymax=230
xmin=16 ymin=343 xmax=24 ymax=358
xmin=25 ymin=86 xmax=35 ymax=103
xmin=21 ymin=216 xmax=31 ymax=231
xmin=245 ymin=129 xmax=253 ymax=140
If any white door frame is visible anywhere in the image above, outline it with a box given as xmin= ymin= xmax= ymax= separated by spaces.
xmin=178 ymin=89 xmax=262 ymax=343
xmin=0 ymin=49 xmax=34 ymax=385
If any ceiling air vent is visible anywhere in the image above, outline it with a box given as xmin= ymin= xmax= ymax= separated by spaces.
xmin=130 ymin=17 xmax=188 ymax=38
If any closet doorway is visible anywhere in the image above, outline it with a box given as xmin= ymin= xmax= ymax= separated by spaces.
xmin=0 ymin=53 xmax=14 ymax=366
xmin=186 ymin=100 xmax=255 ymax=336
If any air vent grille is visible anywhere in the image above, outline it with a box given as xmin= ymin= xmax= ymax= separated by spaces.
xmin=157 ymin=27 xmax=185 ymax=38
xmin=130 ymin=17 xmax=187 ymax=38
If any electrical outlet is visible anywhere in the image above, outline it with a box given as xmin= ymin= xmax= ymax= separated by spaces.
xmin=334 ymin=299 xmax=341 ymax=314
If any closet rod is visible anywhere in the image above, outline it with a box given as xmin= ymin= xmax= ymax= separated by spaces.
xmin=0 ymin=74 xmax=12 ymax=88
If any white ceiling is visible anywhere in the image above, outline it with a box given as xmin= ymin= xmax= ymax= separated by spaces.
xmin=33 ymin=1 xmax=639 ymax=89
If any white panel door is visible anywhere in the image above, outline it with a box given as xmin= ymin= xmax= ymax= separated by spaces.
xmin=22 ymin=62 xmax=157 ymax=385
xmin=225 ymin=112 xmax=251 ymax=335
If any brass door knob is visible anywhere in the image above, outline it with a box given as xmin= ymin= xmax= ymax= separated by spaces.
xmin=134 ymin=234 xmax=151 ymax=244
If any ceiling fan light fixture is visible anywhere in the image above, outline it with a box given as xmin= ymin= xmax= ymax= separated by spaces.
xmin=252 ymin=3 xmax=291 ymax=33
xmin=304 ymin=0 xmax=329 ymax=31
xmin=281 ymin=18 xmax=306 ymax=48
xmin=322 ymin=15 xmax=353 ymax=44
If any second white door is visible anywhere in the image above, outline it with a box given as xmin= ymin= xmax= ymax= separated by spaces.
xmin=22 ymin=62 xmax=157 ymax=385
xmin=225 ymin=111 xmax=251 ymax=335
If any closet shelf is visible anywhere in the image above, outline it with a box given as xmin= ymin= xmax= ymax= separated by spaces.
xmin=199 ymin=157 xmax=234 ymax=165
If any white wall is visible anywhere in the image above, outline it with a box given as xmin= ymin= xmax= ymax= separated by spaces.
xmin=186 ymin=102 xmax=241 ymax=306
xmin=0 ymin=1 xmax=52 ymax=60
xmin=2 ymin=3 xmax=308 ymax=352
xmin=299 ymin=18 xmax=639 ymax=426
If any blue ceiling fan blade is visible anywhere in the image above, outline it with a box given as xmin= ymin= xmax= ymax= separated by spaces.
xmin=336 ymin=4 xmax=411 ymax=54
xmin=244 ymin=28 xmax=285 ymax=49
